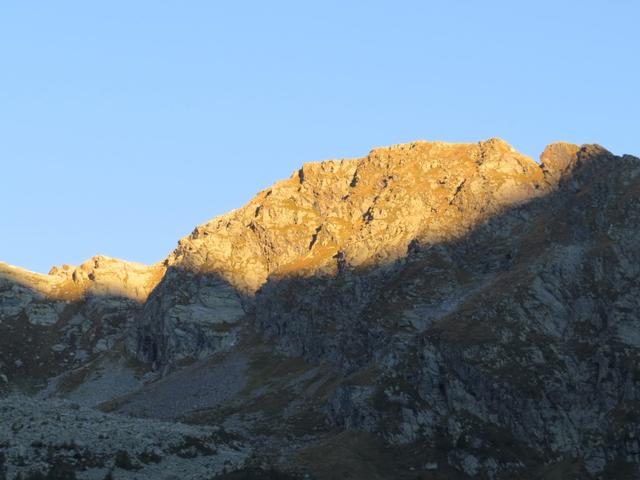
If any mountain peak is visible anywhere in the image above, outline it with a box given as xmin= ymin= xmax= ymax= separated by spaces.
xmin=3 ymin=138 xmax=622 ymax=300
xmin=165 ymin=139 xmax=548 ymax=294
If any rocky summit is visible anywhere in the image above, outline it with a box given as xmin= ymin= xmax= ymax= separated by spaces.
xmin=2 ymin=138 xmax=640 ymax=479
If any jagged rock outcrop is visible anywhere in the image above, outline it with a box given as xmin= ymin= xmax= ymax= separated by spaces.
xmin=0 ymin=256 xmax=164 ymax=391
xmin=1 ymin=255 xmax=164 ymax=303
xmin=166 ymin=138 xmax=545 ymax=286
xmin=134 ymin=139 xmax=549 ymax=366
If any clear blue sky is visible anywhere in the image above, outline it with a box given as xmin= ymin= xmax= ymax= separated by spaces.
xmin=1 ymin=1 xmax=638 ymax=273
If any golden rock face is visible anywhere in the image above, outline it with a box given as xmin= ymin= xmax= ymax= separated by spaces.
xmin=166 ymin=138 xmax=567 ymax=293
xmin=2 ymin=138 xmax=585 ymax=300
xmin=0 ymin=255 xmax=165 ymax=302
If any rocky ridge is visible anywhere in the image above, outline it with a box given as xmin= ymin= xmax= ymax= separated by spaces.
xmin=1 ymin=255 xmax=164 ymax=303
xmin=0 ymin=256 xmax=164 ymax=394
xmin=135 ymin=138 xmax=550 ymax=366
xmin=2 ymin=138 xmax=640 ymax=479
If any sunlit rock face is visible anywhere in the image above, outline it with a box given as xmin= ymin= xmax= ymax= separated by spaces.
xmin=135 ymin=139 xmax=555 ymax=366
xmin=166 ymin=138 xmax=547 ymax=290
xmin=0 ymin=256 xmax=165 ymax=394
xmin=3 ymin=138 xmax=640 ymax=479
xmin=1 ymin=255 xmax=164 ymax=303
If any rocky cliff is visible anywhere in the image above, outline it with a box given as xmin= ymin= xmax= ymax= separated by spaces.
xmin=135 ymin=138 xmax=548 ymax=366
xmin=2 ymin=138 xmax=640 ymax=479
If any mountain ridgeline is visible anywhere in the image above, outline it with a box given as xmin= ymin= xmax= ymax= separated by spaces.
xmin=2 ymin=138 xmax=640 ymax=479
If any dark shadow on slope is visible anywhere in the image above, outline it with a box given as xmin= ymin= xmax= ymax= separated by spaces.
xmin=209 ymin=467 xmax=301 ymax=480
xmin=133 ymin=265 xmax=249 ymax=369
xmin=0 ymin=271 xmax=152 ymax=393
xmin=251 ymin=145 xmax=640 ymax=368
xmin=235 ymin=145 xmax=640 ymax=478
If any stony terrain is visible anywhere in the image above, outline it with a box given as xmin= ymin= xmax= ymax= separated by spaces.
xmin=0 ymin=395 xmax=248 ymax=479
xmin=2 ymin=138 xmax=640 ymax=479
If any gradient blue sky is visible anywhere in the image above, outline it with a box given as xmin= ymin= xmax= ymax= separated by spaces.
xmin=2 ymin=1 xmax=638 ymax=273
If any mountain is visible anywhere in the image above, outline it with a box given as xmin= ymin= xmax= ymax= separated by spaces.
xmin=2 ymin=138 xmax=640 ymax=479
